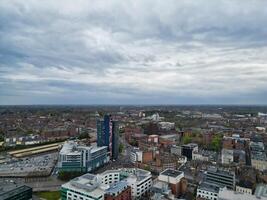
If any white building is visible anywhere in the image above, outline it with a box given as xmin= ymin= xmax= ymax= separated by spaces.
xmin=221 ymin=149 xmax=234 ymax=164
xmin=58 ymin=141 xmax=109 ymax=172
xmin=100 ymin=168 xmax=152 ymax=198
xmin=61 ymin=168 xmax=152 ymax=200
xmin=130 ymin=148 xmax=143 ymax=163
xmin=197 ymin=182 xmax=220 ymax=200
xmin=61 ymin=173 xmax=105 ymax=200
xmin=218 ymin=187 xmax=267 ymax=200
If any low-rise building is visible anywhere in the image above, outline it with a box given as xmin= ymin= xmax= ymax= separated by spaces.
xmin=205 ymin=167 xmax=235 ymax=190
xmin=197 ymin=181 xmax=220 ymax=200
xmin=255 ymin=184 xmax=267 ymax=199
xmin=221 ymin=149 xmax=233 ymax=164
xmin=105 ymin=181 xmax=132 ymax=200
xmin=0 ymin=185 xmax=32 ymax=200
xmin=181 ymin=143 xmax=198 ymax=160
xmin=130 ymin=148 xmax=143 ymax=163
xmin=61 ymin=168 xmax=152 ymax=200
xmin=236 ymin=180 xmax=254 ymax=195
xmin=157 ymin=169 xmax=187 ymax=197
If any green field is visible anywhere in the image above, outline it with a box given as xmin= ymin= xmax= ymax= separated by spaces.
xmin=35 ymin=191 xmax=61 ymax=200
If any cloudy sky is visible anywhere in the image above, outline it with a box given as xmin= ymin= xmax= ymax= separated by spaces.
xmin=1 ymin=0 xmax=267 ymax=105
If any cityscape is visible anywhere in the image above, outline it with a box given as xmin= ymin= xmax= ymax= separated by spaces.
xmin=0 ymin=106 xmax=267 ymax=199
xmin=1 ymin=0 xmax=267 ymax=200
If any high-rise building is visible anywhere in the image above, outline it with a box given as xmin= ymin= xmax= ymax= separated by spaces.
xmin=97 ymin=115 xmax=119 ymax=160
xmin=58 ymin=141 xmax=109 ymax=172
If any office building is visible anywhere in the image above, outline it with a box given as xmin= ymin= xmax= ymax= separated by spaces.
xmin=105 ymin=181 xmax=132 ymax=200
xmin=181 ymin=143 xmax=198 ymax=160
xmin=97 ymin=115 xmax=119 ymax=160
xmin=197 ymin=181 xmax=220 ymax=200
xmin=58 ymin=141 xmax=109 ymax=172
xmin=61 ymin=174 xmax=105 ymax=200
xmin=157 ymin=169 xmax=187 ymax=197
xmin=61 ymin=168 xmax=152 ymax=200
xmin=205 ymin=167 xmax=235 ymax=190
xmin=0 ymin=185 xmax=32 ymax=200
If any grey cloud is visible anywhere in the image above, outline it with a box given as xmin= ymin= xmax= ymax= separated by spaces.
xmin=0 ymin=0 xmax=267 ymax=104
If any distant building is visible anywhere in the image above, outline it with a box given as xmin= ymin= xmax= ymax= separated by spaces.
xmin=197 ymin=181 xmax=220 ymax=200
xmin=170 ymin=145 xmax=182 ymax=156
xmin=205 ymin=167 xmax=235 ymax=190
xmin=221 ymin=149 xmax=234 ymax=164
xmin=193 ymin=149 xmax=217 ymax=162
xmin=97 ymin=115 xmax=119 ymax=160
xmin=250 ymin=142 xmax=267 ymax=171
xmin=58 ymin=141 xmax=109 ymax=172
xmin=130 ymin=148 xmax=143 ymax=163
xmin=0 ymin=185 xmax=32 ymax=200
xmin=181 ymin=143 xmax=198 ymax=160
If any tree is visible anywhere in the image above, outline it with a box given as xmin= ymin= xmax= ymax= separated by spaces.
xmin=211 ymin=135 xmax=222 ymax=151
xmin=119 ymin=143 xmax=124 ymax=153
xmin=182 ymin=135 xmax=192 ymax=144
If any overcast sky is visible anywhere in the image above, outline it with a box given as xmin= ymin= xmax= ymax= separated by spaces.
xmin=1 ymin=0 xmax=267 ymax=105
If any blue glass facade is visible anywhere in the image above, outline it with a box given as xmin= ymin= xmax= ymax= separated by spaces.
xmin=97 ymin=115 xmax=119 ymax=160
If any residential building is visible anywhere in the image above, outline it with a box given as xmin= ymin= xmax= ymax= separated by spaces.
xmin=58 ymin=141 xmax=109 ymax=172
xmin=97 ymin=115 xmax=119 ymax=160
xmin=236 ymin=180 xmax=254 ymax=195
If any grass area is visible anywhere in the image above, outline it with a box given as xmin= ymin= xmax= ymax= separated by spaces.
xmin=35 ymin=191 xmax=61 ymax=200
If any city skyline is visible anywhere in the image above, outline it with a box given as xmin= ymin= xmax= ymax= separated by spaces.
xmin=1 ymin=0 xmax=267 ymax=105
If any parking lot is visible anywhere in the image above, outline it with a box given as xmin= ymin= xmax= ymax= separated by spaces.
xmin=0 ymin=153 xmax=58 ymax=177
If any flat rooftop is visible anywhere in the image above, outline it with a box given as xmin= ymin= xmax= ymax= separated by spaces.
xmin=0 ymin=185 xmax=32 ymax=199
xmin=198 ymin=181 xmax=220 ymax=193
xmin=105 ymin=181 xmax=128 ymax=195
xmin=161 ymin=169 xmax=183 ymax=178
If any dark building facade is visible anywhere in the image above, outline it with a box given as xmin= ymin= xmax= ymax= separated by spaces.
xmin=181 ymin=143 xmax=198 ymax=160
xmin=0 ymin=185 xmax=32 ymax=200
xmin=97 ymin=115 xmax=119 ymax=160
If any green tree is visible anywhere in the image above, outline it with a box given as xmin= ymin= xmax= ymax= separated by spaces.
xmin=119 ymin=143 xmax=124 ymax=153
xmin=182 ymin=135 xmax=192 ymax=144
xmin=211 ymin=135 xmax=222 ymax=151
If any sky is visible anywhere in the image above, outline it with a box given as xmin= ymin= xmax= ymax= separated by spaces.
xmin=0 ymin=0 xmax=267 ymax=105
